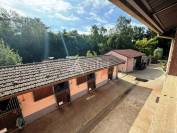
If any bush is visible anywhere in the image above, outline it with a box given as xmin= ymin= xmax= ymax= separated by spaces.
xmin=135 ymin=37 xmax=158 ymax=56
xmin=0 ymin=40 xmax=22 ymax=66
xmin=86 ymin=50 xmax=97 ymax=57
xmin=153 ymin=47 xmax=163 ymax=60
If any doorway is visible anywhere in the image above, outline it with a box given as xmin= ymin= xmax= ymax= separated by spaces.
xmin=108 ymin=67 xmax=114 ymax=80
xmin=54 ymin=81 xmax=70 ymax=107
xmin=134 ymin=56 xmax=142 ymax=69
xmin=0 ymin=96 xmax=23 ymax=132
xmin=87 ymin=73 xmax=96 ymax=92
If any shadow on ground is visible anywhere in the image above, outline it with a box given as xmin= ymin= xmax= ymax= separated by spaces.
xmin=128 ymin=66 xmax=164 ymax=80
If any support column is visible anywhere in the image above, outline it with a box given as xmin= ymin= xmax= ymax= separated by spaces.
xmin=166 ymin=39 xmax=175 ymax=74
xmin=167 ymin=32 xmax=177 ymax=76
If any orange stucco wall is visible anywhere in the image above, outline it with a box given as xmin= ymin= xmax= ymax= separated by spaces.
xmin=70 ymin=69 xmax=109 ymax=97
xmin=69 ymin=78 xmax=88 ymax=97
xmin=95 ymin=68 xmax=108 ymax=85
xmin=113 ymin=66 xmax=118 ymax=79
xmin=18 ymin=91 xmax=56 ymax=117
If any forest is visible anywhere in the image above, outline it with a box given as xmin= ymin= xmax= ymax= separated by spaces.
xmin=0 ymin=8 xmax=171 ymax=66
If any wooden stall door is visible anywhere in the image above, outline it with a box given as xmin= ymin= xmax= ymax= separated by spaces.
xmin=108 ymin=67 xmax=114 ymax=80
xmin=87 ymin=73 xmax=96 ymax=91
xmin=0 ymin=96 xmax=22 ymax=132
xmin=54 ymin=81 xmax=71 ymax=107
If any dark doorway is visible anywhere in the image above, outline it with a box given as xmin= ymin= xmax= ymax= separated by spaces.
xmin=0 ymin=96 xmax=23 ymax=132
xmin=134 ymin=56 xmax=142 ymax=69
xmin=54 ymin=81 xmax=70 ymax=107
xmin=108 ymin=67 xmax=114 ymax=80
xmin=87 ymin=73 xmax=96 ymax=92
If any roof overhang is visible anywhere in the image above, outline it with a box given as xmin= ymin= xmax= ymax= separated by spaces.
xmin=110 ymin=0 xmax=177 ymax=39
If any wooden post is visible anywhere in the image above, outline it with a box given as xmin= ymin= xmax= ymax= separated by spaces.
xmin=167 ymin=31 xmax=177 ymax=76
xmin=166 ymin=39 xmax=175 ymax=74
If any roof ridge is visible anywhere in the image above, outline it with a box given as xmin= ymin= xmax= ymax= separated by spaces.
xmin=0 ymin=55 xmax=114 ymax=69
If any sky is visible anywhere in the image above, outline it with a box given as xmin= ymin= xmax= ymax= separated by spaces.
xmin=0 ymin=0 xmax=145 ymax=34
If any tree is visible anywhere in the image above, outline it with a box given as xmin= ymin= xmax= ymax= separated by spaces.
xmin=106 ymin=16 xmax=134 ymax=50
xmin=0 ymin=40 xmax=22 ymax=66
xmin=135 ymin=37 xmax=158 ymax=55
xmin=1 ymin=8 xmax=169 ymax=64
xmin=86 ymin=50 xmax=97 ymax=57
xmin=154 ymin=47 xmax=163 ymax=60
xmin=99 ymin=26 xmax=107 ymax=35
xmin=145 ymin=29 xmax=157 ymax=39
xmin=0 ymin=8 xmax=48 ymax=63
xmin=116 ymin=16 xmax=131 ymax=33
xmin=132 ymin=26 xmax=146 ymax=40
xmin=91 ymin=25 xmax=99 ymax=35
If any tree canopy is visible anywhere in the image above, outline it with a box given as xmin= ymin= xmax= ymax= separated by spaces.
xmin=0 ymin=8 xmax=171 ymax=66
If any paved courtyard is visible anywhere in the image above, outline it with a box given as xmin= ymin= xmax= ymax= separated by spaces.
xmin=22 ymin=64 xmax=165 ymax=133
xmin=23 ymin=79 xmax=134 ymax=133
xmin=90 ymin=86 xmax=151 ymax=133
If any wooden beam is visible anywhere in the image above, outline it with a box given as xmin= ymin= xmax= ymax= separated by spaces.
xmin=153 ymin=2 xmax=177 ymax=15
xmin=109 ymin=0 xmax=163 ymax=34
xmin=127 ymin=0 xmax=164 ymax=33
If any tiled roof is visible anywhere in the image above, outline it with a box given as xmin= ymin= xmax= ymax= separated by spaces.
xmin=113 ymin=49 xmax=145 ymax=58
xmin=0 ymin=55 xmax=124 ymax=98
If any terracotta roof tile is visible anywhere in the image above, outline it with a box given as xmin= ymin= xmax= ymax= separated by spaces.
xmin=0 ymin=55 xmax=124 ymax=98
xmin=113 ymin=49 xmax=145 ymax=58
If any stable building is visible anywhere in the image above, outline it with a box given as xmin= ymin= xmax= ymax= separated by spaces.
xmin=0 ymin=55 xmax=124 ymax=132
xmin=106 ymin=49 xmax=145 ymax=72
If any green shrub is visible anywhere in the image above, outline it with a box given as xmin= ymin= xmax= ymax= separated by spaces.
xmin=86 ymin=50 xmax=97 ymax=57
xmin=0 ymin=40 xmax=22 ymax=66
xmin=153 ymin=48 xmax=163 ymax=60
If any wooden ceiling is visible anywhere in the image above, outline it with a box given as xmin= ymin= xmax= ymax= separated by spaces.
xmin=110 ymin=0 xmax=177 ymax=37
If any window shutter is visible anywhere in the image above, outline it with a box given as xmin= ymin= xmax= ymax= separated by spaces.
xmin=77 ymin=76 xmax=87 ymax=85
xmin=33 ymin=86 xmax=53 ymax=101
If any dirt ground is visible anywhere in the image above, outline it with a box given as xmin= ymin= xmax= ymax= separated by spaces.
xmin=22 ymin=64 xmax=165 ymax=133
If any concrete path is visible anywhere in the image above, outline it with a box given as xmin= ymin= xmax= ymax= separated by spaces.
xmin=122 ymin=65 xmax=165 ymax=133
